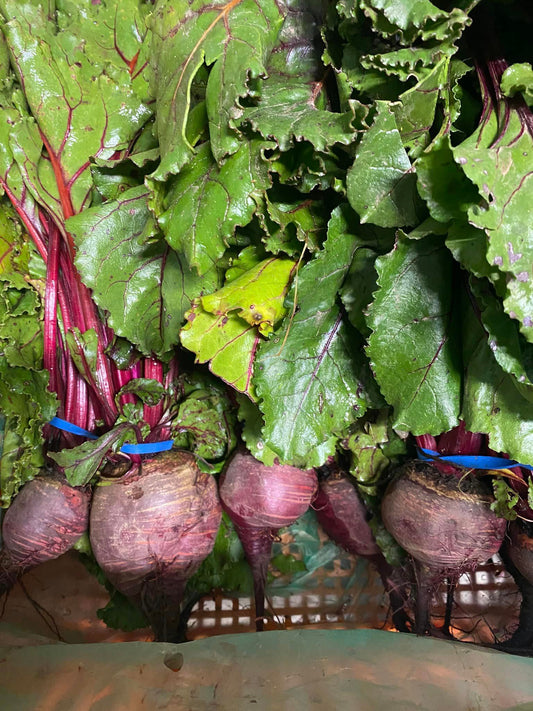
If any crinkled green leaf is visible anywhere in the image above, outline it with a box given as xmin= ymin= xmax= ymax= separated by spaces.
xmin=455 ymin=113 xmax=533 ymax=342
xmin=347 ymin=101 xmax=420 ymax=227
xmin=117 ymin=378 xmax=166 ymax=408
xmin=264 ymin=191 xmax=328 ymax=255
xmin=201 ymin=257 xmax=295 ymax=336
xmin=239 ymin=0 xmax=357 ymax=153
xmin=158 ymin=141 xmax=271 ymax=275
xmin=254 ymin=207 xmax=372 ymax=467
xmin=360 ymin=0 xmax=471 ymax=46
xmin=242 ymin=82 xmax=357 ymax=153
xmin=325 ymin=10 xmax=407 ymax=101
xmin=344 ymin=411 xmax=401 ymax=493
xmin=149 ymin=0 xmax=283 ymax=177
xmin=500 ymin=62 xmax=533 ymax=106
xmin=366 ymin=236 xmax=461 ymax=435
xmin=391 ymin=57 xmax=448 ymax=156
xmin=97 ymin=589 xmax=150 ymax=632
xmin=187 ymin=514 xmax=251 ymax=596
xmin=267 ymin=142 xmax=347 ymax=194
xmin=490 ymin=479 xmax=519 ymax=520
xmin=0 ymin=0 xmax=152 ymax=214
xmin=0 ymin=363 xmax=57 ymax=505
xmin=0 ymin=203 xmax=44 ymax=369
xmin=172 ymin=388 xmax=234 ymax=460
xmin=68 ymin=186 xmax=217 ymax=357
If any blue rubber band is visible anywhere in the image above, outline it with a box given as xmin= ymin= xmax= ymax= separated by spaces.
xmin=50 ymin=417 xmax=98 ymax=440
xmin=120 ymin=441 xmax=174 ymax=455
xmin=417 ymin=446 xmax=533 ymax=471
xmin=49 ymin=417 xmax=173 ymax=455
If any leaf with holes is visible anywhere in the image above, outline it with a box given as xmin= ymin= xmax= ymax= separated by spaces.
xmin=180 ymin=303 xmax=260 ymax=399
xmin=201 ymin=257 xmax=295 ymax=336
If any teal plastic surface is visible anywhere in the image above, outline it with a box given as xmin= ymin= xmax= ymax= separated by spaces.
xmin=1 ymin=629 xmax=532 ymax=710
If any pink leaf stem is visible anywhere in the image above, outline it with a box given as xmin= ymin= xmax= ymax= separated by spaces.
xmin=143 ymin=357 xmax=164 ymax=429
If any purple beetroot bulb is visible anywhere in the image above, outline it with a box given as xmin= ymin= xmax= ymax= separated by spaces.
xmin=0 ymin=471 xmax=90 ymax=594
xmin=90 ymin=450 xmax=222 ymax=642
xmin=381 ymin=459 xmax=507 ymax=634
xmin=219 ymin=450 xmax=318 ymax=631
xmin=314 ymin=471 xmax=411 ymax=632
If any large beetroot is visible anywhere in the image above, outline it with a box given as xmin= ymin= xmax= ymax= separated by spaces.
xmin=0 ymin=472 xmax=90 ymax=595
xmin=219 ymin=451 xmax=318 ymax=631
xmin=90 ymin=450 xmax=222 ymax=642
xmin=381 ymin=459 xmax=507 ymax=634
xmin=314 ymin=469 xmax=411 ymax=632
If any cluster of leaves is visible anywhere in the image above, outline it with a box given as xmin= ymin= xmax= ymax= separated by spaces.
xmin=94 ymin=0 xmax=532 ymax=484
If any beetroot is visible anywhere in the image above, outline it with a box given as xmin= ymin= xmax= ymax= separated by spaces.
xmin=500 ymin=521 xmax=533 ymax=650
xmin=314 ymin=473 xmax=381 ymax=558
xmin=381 ymin=460 xmax=507 ymax=634
xmin=0 ymin=472 xmax=90 ymax=595
xmin=314 ymin=470 xmax=411 ymax=632
xmin=219 ymin=451 xmax=318 ymax=631
xmin=89 ymin=450 xmax=221 ymax=642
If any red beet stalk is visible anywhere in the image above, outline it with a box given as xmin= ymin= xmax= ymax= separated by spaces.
xmin=219 ymin=451 xmax=318 ymax=631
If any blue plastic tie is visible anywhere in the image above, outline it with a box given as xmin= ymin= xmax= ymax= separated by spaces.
xmin=49 ymin=417 xmax=174 ymax=454
xmin=120 ymin=441 xmax=174 ymax=455
xmin=417 ymin=446 xmax=533 ymax=471
xmin=50 ymin=417 xmax=98 ymax=440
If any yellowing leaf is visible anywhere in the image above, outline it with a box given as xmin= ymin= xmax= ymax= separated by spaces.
xmin=180 ymin=305 xmax=259 ymax=398
xmin=201 ymin=258 xmax=296 ymax=336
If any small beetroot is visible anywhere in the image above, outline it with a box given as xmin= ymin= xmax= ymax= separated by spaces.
xmin=0 ymin=472 xmax=90 ymax=595
xmin=219 ymin=451 xmax=318 ymax=631
xmin=314 ymin=468 xmax=411 ymax=631
xmin=500 ymin=520 xmax=533 ymax=650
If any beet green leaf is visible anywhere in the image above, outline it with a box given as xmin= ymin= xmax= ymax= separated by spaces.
xmin=68 ymin=186 xmax=216 ymax=358
xmin=347 ymin=101 xmax=420 ymax=228
xmin=254 ymin=207 xmax=372 ymax=467
xmin=366 ymin=235 xmax=461 ymax=435
xmin=149 ymin=0 xmax=283 ymax=177
xmin=158 ymin=141 xmax=271 ymax=276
